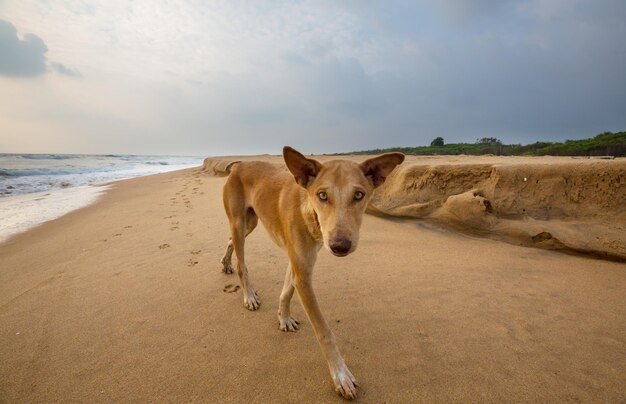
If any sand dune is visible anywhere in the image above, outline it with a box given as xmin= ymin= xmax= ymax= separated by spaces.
xmin=204 ymin=155 xmax=626 ymax=260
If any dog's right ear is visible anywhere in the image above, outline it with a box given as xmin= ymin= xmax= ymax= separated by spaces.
xmin=283 ymin=146 xmax=323 ymax=188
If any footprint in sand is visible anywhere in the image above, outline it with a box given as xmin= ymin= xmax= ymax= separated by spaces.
xmin=112 ymin=233 xmax=122 ymax=237
xmin=223 ymin=284 xmax=240 ymax=293
xmin=158 ymin=243 xmax=170 ymax=249
xmin=124 ymin=225 xmax=133 ymax=229
xmin=187 ymin=258 xmax=199 ymax=267
xmin=170 ymin=226 xmax=179 ymax=231
xmin=190 ymin=249 xmax=201 ymax=255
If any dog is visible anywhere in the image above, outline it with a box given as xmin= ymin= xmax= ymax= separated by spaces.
xmin=220 ymin=146 xmax=404 ymax=399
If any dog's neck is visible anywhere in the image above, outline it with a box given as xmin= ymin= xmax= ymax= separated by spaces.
xmin=301 ymin=194 xmax=323 ymax=244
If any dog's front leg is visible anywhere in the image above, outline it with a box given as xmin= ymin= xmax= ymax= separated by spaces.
xmin=278 ymin=264 xmax=300 ymax=331
xmin=291 ymin=258 xmax=358 ymax=400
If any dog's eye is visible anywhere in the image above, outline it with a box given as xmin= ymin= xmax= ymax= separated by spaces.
xmin=318 ymin=191 xmax=328 ymax=201
xmin=354 ymin=191 xmax=364 ymax=201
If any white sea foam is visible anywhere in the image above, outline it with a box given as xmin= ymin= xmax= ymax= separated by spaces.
xmin=0 ymin=185 xmax=110 ymax=243
xmin=0 ymin=153 xmax=203 ymax=243
xmin=0 ymin=154 xmax=203 ymax=197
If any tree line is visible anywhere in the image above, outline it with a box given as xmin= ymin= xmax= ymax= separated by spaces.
xmin=347 ymin=131 xmax=626 ymax=157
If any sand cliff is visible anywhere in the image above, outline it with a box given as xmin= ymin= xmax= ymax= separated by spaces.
xmin=203 ymin=155 xmax=626 ymax=260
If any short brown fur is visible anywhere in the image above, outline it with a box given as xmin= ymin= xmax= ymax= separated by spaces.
xmin=220 ymin=147 xmax=404 ymax=399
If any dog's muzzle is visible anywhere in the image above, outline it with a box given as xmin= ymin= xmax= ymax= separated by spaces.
xmin=329 ymin=238 xmax=352 ymax=256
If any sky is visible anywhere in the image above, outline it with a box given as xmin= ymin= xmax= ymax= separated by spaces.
xmin=0 ymin=0 xmax=625 ymax=156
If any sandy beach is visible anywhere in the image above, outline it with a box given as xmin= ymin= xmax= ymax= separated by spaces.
xmin=1 ymin=156 xmax=625 ymax=402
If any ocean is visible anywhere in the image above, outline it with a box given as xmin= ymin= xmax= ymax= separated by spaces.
xmin=0 ymin=153 xmax=204 ymax=242
xmin=0 ymin=154 xmax=203 ymax=197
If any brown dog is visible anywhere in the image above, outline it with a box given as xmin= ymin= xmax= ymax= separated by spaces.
xmin=220 ymin=147 xmax=404 ymax=399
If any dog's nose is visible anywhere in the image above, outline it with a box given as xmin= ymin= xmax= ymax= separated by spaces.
xmin=329 ymin=238 xmax=352 ymax=255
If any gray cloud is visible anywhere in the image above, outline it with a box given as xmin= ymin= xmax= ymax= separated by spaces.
xmin=0 ymin=2 xmax=624 ymax=155
xmin=0 ymin=19 xmax=48 ymax=77
xmin=0 ymin=19 xmax=80 ymax=78
xmin=292 ymin=0 xmax=626 ymax=150
xmin=50 ymin=61 xmax=82 ymax=78
xmin=437 ymin=0 xmax=510 ymax=23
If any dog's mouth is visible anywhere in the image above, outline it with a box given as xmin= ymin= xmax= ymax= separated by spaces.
xmin=330 ymin=251 xmax=350 ymax=257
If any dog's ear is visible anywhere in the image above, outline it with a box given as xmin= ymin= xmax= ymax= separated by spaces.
xmin=283 ymin=146 xmax=323 ymax=187
xmin=360 ymin=153 xmax=405 ymax=187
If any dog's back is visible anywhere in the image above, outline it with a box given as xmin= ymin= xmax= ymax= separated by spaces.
xmin=223 ymin=161 xmax=301 ymax=249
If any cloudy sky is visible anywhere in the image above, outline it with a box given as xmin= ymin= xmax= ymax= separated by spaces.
xmin=0 ymin=0 xmax=625 ymax=155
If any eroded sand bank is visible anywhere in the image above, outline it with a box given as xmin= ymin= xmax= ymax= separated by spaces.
xmin=204 ymin=155 xmax=626 ymax=260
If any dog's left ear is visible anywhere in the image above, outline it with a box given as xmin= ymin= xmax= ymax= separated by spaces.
xmin=360 ymin=153 xmax=405 ymax=187
xmin=283 ymin=146 xmax=323 ymax=187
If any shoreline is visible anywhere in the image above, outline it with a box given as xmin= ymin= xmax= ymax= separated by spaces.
xmin=0 ymin=184 xmax=111 ymax=244
xmin=2 ymin=154 xmax=624 ymax=258
xmin=0 ymin=166 xmax=203 ymax=245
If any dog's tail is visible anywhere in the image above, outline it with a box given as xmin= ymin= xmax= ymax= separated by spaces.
xmin=203 ymin=158 xmax=241 ymax=177
xmin=224 ymin=161 xmax=241 ymax=174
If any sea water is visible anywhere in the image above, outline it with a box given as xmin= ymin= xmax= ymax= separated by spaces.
xmin=0 ymin=154 xmax=203 ymax=196
xmin=0 ymin=154 xmax=204 ymax=242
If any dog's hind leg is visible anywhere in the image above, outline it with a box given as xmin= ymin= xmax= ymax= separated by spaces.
xmin=277 ymin=264 xmax=299 ymax=331
xmin=220 ymin=239 xmax=235 ymax=274
xmin=220 ymin=211 xmax=258 ymax=275
xmin=230 ymin=208 xmax=261 ymax=311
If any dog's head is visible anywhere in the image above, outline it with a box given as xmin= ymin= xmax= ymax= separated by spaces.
xmin=283 ymin=146 xmax=404 ymax=257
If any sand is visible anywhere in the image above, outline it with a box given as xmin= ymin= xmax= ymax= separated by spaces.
xmin=1 ymin=156 xmax=625 ymax=402
xmin=206 ymin=155 xmax=626 ymax=260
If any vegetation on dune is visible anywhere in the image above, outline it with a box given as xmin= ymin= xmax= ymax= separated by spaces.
xmin=348 ymin=131 xmax=626 ymax=157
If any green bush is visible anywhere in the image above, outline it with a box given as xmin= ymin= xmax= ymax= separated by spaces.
xmin=347 ymin=131 xmax=626 ymax=157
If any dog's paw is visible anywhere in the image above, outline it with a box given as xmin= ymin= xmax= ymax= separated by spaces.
xmin=221 ymin=260 xmax=234 ymax=274
xmin=278 ymin=315 xmax=300 ymax=332
xmin=243 ymin=289 xmax=260 ymax=311
xmin=332 ymin=365 xmax=358 ymax=400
